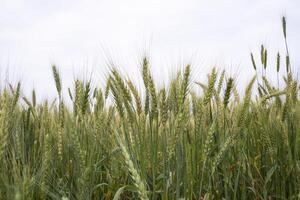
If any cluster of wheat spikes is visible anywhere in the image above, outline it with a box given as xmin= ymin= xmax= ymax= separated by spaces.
xmin=0 ymin=17 xmax=299 ymax=200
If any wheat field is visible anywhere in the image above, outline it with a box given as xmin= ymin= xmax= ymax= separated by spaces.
xmin=0 ymin=17 xmax=299 ymax=200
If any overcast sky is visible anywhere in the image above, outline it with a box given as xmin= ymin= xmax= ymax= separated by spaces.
xmin=0 ymin=0 xmax=299 ymax=100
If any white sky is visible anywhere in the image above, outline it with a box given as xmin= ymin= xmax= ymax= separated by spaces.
xmin=0 ymin=0 xmax=299 ymax=101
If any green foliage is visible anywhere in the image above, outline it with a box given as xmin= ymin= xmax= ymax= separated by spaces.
xmin=0 ymin=17 xmax=299 ymax=200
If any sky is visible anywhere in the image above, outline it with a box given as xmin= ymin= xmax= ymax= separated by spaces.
xmin=0 ymin=0 xmax=299 ymax=101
